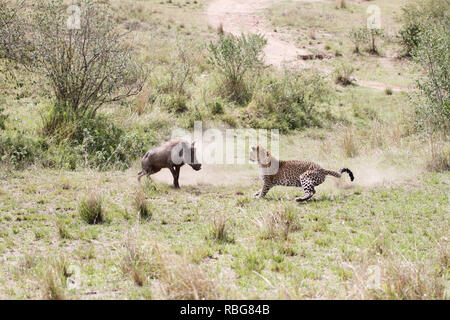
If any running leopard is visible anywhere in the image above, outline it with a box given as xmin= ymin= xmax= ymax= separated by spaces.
xmin=249 ymin=145 xmax=354 ymax=201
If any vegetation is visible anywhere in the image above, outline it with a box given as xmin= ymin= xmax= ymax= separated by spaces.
xmin=78 ymin=193 xmax=105 ymax=224
xmin=207 ymin=33 xmax=267 ymax=104
xmin=408 ymin=6 xmax=450 ymax=133
xmin=0 ymin=0 xmax=448 ymax=300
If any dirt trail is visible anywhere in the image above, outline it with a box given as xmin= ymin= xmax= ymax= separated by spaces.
xmin=207 ymin=0 xmax=310 ymax=68
xmin=206 ymin=0 xmax=412 ymax=92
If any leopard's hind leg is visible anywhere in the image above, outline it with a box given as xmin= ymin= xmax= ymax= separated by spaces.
xmin=295 ymin=170 xmax=324 ymax=202
xmin=295 ymin=183 xmax=315 ymax=202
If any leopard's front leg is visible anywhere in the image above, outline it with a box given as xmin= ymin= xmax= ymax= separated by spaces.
xmin=255 ymin=181 xmax=272 ymax=198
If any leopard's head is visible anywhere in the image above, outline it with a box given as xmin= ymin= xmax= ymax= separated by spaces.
xmin=250 ymin=145 xmax=271 ymax=167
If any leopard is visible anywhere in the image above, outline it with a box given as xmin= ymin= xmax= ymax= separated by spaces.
xmin=249 ymin=145 xmax=354 ymax=202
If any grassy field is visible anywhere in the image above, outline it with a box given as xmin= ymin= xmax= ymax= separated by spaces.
xmin=0 ymin=0 xmax=449 ymax=299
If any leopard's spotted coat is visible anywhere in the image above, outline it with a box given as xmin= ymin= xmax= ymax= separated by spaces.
xmin=250 ymin=145 xmax=354 ymax=202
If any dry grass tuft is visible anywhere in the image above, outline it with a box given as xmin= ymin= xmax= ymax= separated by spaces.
xmin=122 ymin=238 xmax=220 ymax=299
xmin=158 ymin=251 xmax=220 ymax=300
xmin=41 ymin=256 xmax=70 ymax=300
xmin=122 ymin=238 xmax=162 ymax=287
xmin=209 ymin=214 xmax=234 ymax=243
xmin=134 ymin=190 xmax=152 ymax=220
xmin=78 ymin=193 xmax=105 ymax=224
xmin=258 ymin=205 xmax=300 ymax=241
xmin=345 ymin=248 xmax=448 ymax=299
xmin=334 ymin=63 xmax=355 ymax=86
xmin=341 ymin=127 xmax=359 ymax=158
xmin=426 ymin=139 xmax=450 ymax=172
xmin=384 ymin=260 xmax=446 ymax=299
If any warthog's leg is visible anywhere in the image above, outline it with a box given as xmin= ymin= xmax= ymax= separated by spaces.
xmin=138 ymin=167 xmax=160 ymax=183
xmin=137 ymin=171 xmax=146 ymax=183
xmin=170 ymin=166 xmax=181 ymax=188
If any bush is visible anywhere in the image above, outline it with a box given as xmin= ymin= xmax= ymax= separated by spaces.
xmin=42 ymin=112 xmax=153 ymax=170
xmin=398 ymin=0 xmax=449 ymax=57
xmin=155 ymin=43 xmax=195 ymax=114
xmin=412 ymin=21 xmax=449 ymax=133
xmin=349 ymin=27 xmax=369 ymax=54
xmin=208 ymin=214 xmax=234 ymax=243
xmin=78 ymin=194 xmax=105 ymax=224
xmin=134 ymin=191 xmax=152 ymax=221
xmin=399 ymin=23 xmax=421 ymax=58
xmin=207 ymin=33 xmax=267 ymax=104
xmin=334 ymin=62 xmax=356 ymax=86
xmin=0 ymin=132 xmax=46 ymax=168
xmin=244 ymin=70 xmax=332 ymax=133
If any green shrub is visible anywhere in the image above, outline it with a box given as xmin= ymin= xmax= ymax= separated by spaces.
xmin=399 ymin=22 xmax=421 ymax=58
xmin=334 ymin=62 xmax=355 ymax=86
xmin=398 ymin=0 xmax=449 ymax=57
xmin=0 ymin=107 xmax=7 ymax=130
xmin=349 ymin=26 xmax=382 ymax=55
xmin=209 ymin=100 xmax=224 ymax=115
xmin=0 ymin=132 xmax=46 ymax=168
xmin=79 ymin=194 xmax=105 ymax=224
xmin=244 ymin=70 xmax=332 ymax=133
xmin=349 ymin=27 xmax=369 ymax=54
xmin=207 ymin=33 xmax=267 ymax=104
xmin=411 ymin=15 xmax=449 ymax=133
xmin=42 ymin=109 xmax=153 ymax=170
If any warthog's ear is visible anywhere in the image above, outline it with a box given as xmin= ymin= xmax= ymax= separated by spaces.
xmin=251 ymin=146 xmax=256 ymax=152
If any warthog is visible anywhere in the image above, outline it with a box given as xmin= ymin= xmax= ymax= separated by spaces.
xmin=138 ymin=139 xmax=201 ymax=188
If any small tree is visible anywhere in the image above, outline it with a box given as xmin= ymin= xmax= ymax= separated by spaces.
xmin=207 ymin=33 xmax=267 ymax=104
xmin=411 ymin=19 xmax=449 ymax=133
xmin=0 ymin=0 xmax=29 ymax=63
xmin=1 ymin=0 xmax=146 ymax=134
xmin=368 ymin=28 xmax=383 ymax=55
xmin=349 ymin=27 xmax=369 ymax=54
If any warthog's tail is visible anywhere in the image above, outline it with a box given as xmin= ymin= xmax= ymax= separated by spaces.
xmin=324 ymin=168 xmax=354 ymax=181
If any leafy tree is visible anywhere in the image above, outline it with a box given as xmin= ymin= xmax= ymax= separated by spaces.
xmin=399 ymin=0 xmax=449 ymax=57
xmin=349 ymin=27 xmax=369 ymax=54
xmin=411 ymin=17 xmax=450 ymax=133
xmin=0 ymin=0 xmax=146 ymax=134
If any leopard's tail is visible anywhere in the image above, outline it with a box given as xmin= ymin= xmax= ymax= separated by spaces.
xmin=324 ymin=168 xmax=354 ymax=181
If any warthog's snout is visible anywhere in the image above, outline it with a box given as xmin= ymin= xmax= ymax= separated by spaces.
xmin=192 ymin=163 xmax=202 ymax=171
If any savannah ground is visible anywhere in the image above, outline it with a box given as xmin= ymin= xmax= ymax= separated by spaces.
xmin=0 ymin=0 xmax=448 ymax=299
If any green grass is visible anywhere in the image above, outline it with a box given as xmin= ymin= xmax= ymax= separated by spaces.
xmin=0 ymin=130 xmax=448 ymax=298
